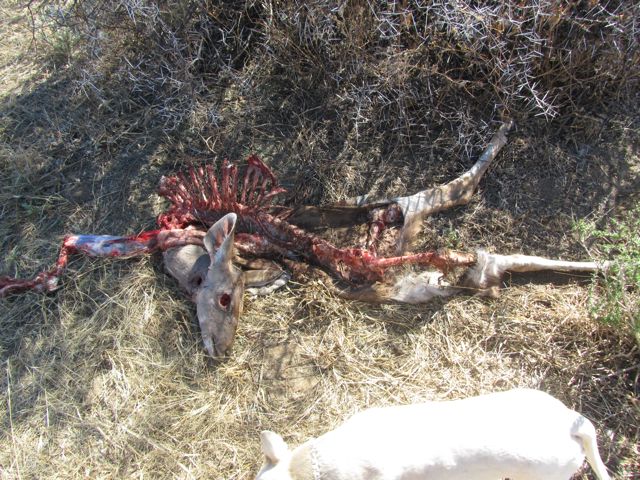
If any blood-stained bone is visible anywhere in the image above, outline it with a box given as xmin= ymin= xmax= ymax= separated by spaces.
xmin=0 ymin=228 xmax=206 ymax=297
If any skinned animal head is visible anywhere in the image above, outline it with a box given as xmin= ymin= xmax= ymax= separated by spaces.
xmin=196 ymin=213 xmax=244 ymax=357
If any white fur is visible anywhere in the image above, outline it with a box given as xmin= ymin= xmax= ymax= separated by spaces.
xmin=256 ymin=389 xmax=610 ymax=480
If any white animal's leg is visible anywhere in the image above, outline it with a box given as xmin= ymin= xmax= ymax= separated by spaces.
xmin=572 ymin=416 xmax=611 ymax=480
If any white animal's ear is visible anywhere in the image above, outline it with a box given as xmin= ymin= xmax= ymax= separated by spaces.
xmin=204 ymin=213 xmax=237 ymax=267
xmin=260 ymin=430 xmax=289 ymax=464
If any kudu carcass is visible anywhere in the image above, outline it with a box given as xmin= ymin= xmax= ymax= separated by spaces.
xmin=0 ymin=120 xmax=611 ymax=357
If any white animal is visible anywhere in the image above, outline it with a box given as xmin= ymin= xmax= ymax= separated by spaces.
xmin=256 ymin=389 xmax=610 ymax=480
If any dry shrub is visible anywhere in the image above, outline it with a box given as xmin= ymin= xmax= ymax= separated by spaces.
xmin=18 ymin=0 xmax=638 ymax=207
xmin=28 ymin=1 xmax=640 ymax=136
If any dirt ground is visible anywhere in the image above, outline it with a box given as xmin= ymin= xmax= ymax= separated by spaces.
xmin=1 ymin=4 xmax=639 ymax=480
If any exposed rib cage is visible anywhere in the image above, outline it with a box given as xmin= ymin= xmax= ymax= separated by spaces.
xmin=157 ymin=154 xmax=287 ymax=229
xmin=156 ymin=155 xmax=387 ymax=283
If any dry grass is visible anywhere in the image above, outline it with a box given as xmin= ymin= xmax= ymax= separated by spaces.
xmin=1 ymin=2 xmax=640 ymax=479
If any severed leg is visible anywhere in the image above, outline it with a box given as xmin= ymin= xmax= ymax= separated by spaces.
xmin=285 ymin=120 xmax=514 ymax=254
xmin=460 ymin=250 xmax=612 ymax=298
xmin=1 ymin=231 xmax=164 ymax=297
xmin=390 ymin=120 xmax=514 ymax=252
xmin=1 ymin=227 xmax=207 ymax=297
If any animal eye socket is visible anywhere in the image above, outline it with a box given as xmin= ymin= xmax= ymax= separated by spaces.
xmin=219 ymin=293 xmax=231 ymax=309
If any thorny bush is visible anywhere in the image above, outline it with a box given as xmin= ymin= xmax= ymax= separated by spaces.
xmin=29 ymin=0 xmax=639 ymax=139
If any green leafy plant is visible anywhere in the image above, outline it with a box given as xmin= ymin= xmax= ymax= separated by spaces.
xmin=575 ymin=207 xmax=640 ymax=344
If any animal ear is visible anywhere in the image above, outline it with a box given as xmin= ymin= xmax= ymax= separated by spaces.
xmin=204 ymin=213 xmax=237 ymax=267
xmin=260 ymin=430 xmax=289 ymax=465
